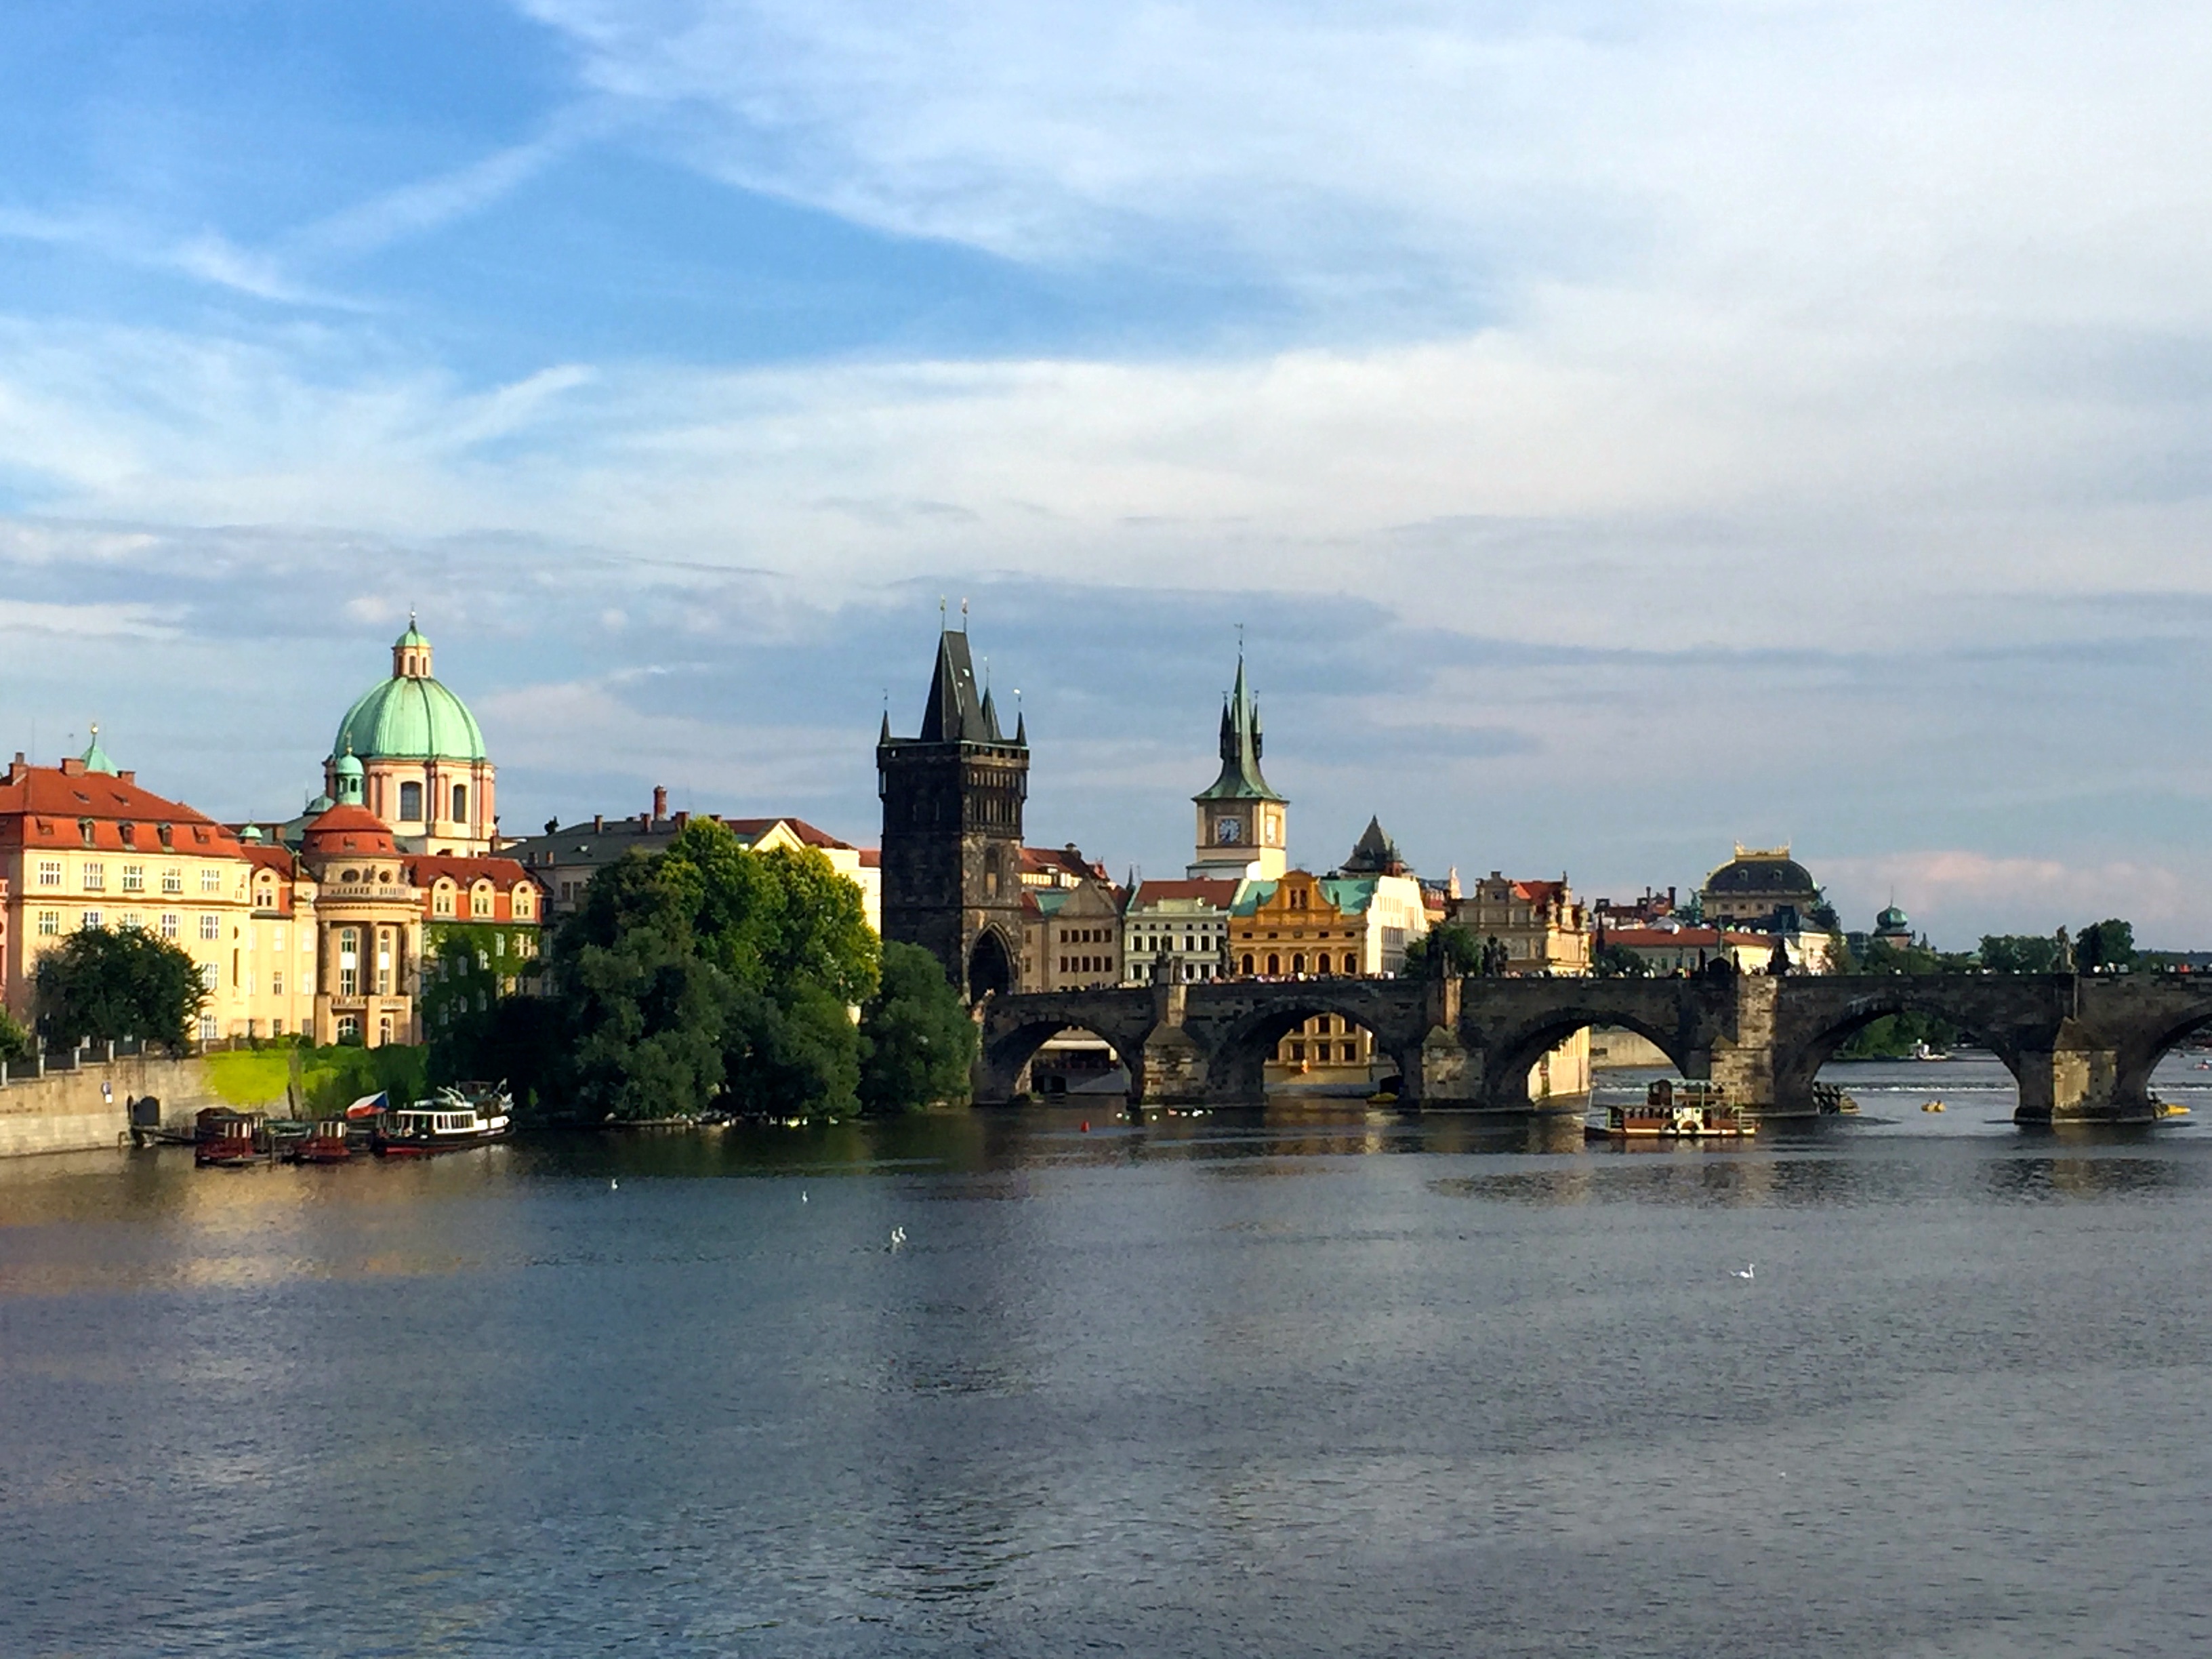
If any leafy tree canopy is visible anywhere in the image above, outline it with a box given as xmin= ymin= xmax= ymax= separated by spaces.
xmin=1594 ymin=942 xmax=1654 ymax=979
xmin=0 ymin=1004 xmax=30 ymax=1063
xmin=2076 ymin=918 xmax=2136 ymax=972
xmin=1401 ymin=923 xmax=1481 ymax=979
xmin=859 ymin=940 xmax=978 ymax=1113
xmin=35 ymin=926 xmax=205 ymax=1049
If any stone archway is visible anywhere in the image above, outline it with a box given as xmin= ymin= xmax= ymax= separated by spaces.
xmin=1479 ymin=1007 xmax=1690 ymax=1113
xmin=967 ymin=928 xmax=1015 ymax=1002
xmin=1771 ymin=991 xmax=2032 ymax=1115
xmin=1205 ymin=1000 xmax=1425 ymax=1104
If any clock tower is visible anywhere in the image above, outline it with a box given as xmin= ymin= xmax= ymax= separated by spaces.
xmin=1187 ymin=652 xmax=1288 ymax=881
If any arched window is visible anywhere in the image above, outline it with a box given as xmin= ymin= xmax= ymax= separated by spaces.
xmin=1316 ymin=954 xmax=1331 ymax=977
xmin=451 ymin=783 xmax=468 ymax=823
xmin=470 ymin=882 xmax=493 ymax=918
xmin=1292 ymin=953 xmax=1306 ymax=975
xmin=398 ymin=781 xmax=423 ymax=821
xmin=1267 ymin=953 xmax=1281 ymax=976
xmin=514 ymin=884 xmax=534 ymax=918
xmin=1241 ymin=953 xmax=1255 ymax=975
xmin=1343 ymin=952 xmax=1358 ymax=975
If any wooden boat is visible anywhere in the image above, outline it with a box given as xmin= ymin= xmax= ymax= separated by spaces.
xmin=372 ymin=1084 xmax=512 ymax=1156
xmin=287 ymin=1119 xmax=354 ymax=1163
xmin=1589 ymin=1080 xmax=1753 ymax=1140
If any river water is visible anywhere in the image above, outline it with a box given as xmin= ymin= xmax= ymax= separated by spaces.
xmin=8 ymin=1059 xmax=2212 ymax=1656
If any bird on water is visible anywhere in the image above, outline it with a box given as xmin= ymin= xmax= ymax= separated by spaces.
xmin=1732 ymin=1263 xmax=1755 ymax=1280
xmin=888 ymin=1225 xmax=907 ymax=1250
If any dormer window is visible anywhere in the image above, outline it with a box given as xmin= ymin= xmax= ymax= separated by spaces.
xmin=78 ymin=819 xmax=96 ymax=846
xmin=118 ymin=821 xmax=136 ymax=846
xmin=157 ymin=823 xmax=173 ymax=847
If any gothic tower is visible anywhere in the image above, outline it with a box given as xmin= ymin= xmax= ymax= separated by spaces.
xmin=1188 ymin=651 xmax=1288 ymax=880
xmin=877 ymin=625 xmax=1030 ymax=1000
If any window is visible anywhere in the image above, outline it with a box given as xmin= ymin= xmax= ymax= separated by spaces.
xmin=336 ymin=1015 xmax=359 ymax=1040
xmin=82 ymin=862 xmax=105 ymax=891
xmin=122 ymin=864 xmax=144 ymax=891
xmin=1242 ymin=953 xmax=1255 ymax=975
xmin=37 ymin=911 xmax=58 ymax=936
xmin=1292 ymin=953 xmax=1305 ymax=975
xmin=1341 ymin=1043 xmax=1357 ymax=1063
xmin=81 ymin=910 xmax=102 ymax=930
xmin=162 ymin=868 xmax=182 ymax=894
xmin=199 ymin=914 xmax=220 ymax=941
xmin=451 ymin=783 xmax=468 ymax=821
xmin=121 ymin=913 xmax=143 ymax=931
xmin=199 ymin=963 xmax=218 ymax=989
xmin=1290 ymin=1042 xmax=1306 ymax=1061
xmin=339 ymin=927 xmax=360 ymax=998
xmin=36 ymin=859 xmax=61 ymax=888
xmin=433 ymin=884 xmax=455 ymax=917
xmin=160 ymin=913 xmax=179 ymax=939
xmin=399 ymin=781 xmax=423 ymax=821
xmin=198 ymin=1014 xmax=219 ymax=1041
xmin=271 ymin=1020 xmax=284 ymax=1037
xmin=272 ymin=970 xmax=284 ymax=996
xmin=78 ymin=819 xmax=95 ymax=846
xmin=272 ymin=925 xmax=285 ymax=951
xmin=514 ymin=885 xmax=534 ymax=919
xmin=199 ymin=868 xmax=220 ymax=893
xmin=1343 ymin=953 xmax=1357 ymax=975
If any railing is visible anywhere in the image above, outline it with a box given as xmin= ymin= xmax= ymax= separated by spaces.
xmin=0 ymin=1035 xmax=155 ymax=1088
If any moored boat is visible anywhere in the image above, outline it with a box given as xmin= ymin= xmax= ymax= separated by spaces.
xmin=194 ymin=1107 xmax=268 ymax=1167
xmin=287 ymin=1119 xmax=355 ymax=1163
xmin=1589 ymin=1080 xmax=1753 ymax=1141
xmin=371 ymin=1084 xmax=512 ymax=1156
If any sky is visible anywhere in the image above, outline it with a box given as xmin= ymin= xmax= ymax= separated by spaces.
xmin=5 ymin=1 xmax=2212 ymax=947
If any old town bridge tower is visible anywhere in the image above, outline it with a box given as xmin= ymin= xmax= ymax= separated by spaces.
xmin=877 ymin=625 xmax=1029 ymax=1000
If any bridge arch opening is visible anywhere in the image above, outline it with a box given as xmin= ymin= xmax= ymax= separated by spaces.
xmin=1488 ymin=1010 xmax=1687 ymax=1113
xmin=2111 ymin=1005 xmax=2212 ymax=1111
xmin=1794 ymin=996 xmax=2024 ymax=1116
xmin=1210 ymin=1000 xmax=1422 ymax=1102
xmin=968 ymin=929 xmax=1015 ymax=1002
xmin=976 ymin=1017 xmax=1139 ymax=1104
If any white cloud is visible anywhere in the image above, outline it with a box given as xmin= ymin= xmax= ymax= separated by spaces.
xmin=1819 ymin=851 xmax=2205 ymax=948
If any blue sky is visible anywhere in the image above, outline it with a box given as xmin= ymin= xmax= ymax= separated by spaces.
xmin=6 ymin=1 xmax=2212 ymax=945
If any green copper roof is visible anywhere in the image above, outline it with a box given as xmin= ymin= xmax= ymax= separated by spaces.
xmin=1193 ymin=653 xmax=1284 ymax=804
xmin=396 ymin=618 xmax=430 ymax=648
xmin=333 ymin=674 xmax=487 ymax=762
xmin=79 ymin=724 xmax=117 ymax=776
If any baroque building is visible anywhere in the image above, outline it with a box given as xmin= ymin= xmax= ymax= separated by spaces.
xmin=877 ymin=625 xmax=1029 ymax=999
xmin=1188 ymin=653 xmax=1288 ymax=882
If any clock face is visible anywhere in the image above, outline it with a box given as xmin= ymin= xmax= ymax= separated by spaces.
xmin=1216 ymin=817 xmax=1243 ymax=845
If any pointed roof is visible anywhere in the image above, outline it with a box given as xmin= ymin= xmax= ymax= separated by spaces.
xmin=80 ymin=724 xmax=117 ymax=776
xmin=903 ymin=628 xmax=1016 ymax=745
xmin=1193 ymin=653 xmax=1283 ymax=803
xmin=1339 ymin=816 xmax=1404 ymax=876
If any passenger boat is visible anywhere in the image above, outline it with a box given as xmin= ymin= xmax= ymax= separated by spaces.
xmin=1589 ymin=1080 xmax=1753 ymax=1140
xmin=371 ymin=1084 xmax=513 ymax=1156
xmin=287 ymin=1119 xmax=354 ymax=1163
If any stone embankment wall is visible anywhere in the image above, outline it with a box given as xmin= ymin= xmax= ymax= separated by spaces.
xmin=0 ymin=1055 xmax=283 ymax=1158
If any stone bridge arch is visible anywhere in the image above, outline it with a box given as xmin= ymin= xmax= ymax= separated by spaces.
xmin=1197 ymin=984 xmax=1438 ymax=1103
xmin=973 ymin=989 xmax=1160 ymax=1105
xmin=1458 ymin=979 xmax=1740 ymax=1112
xmin=1767 ymin=977 xmax=2071 ymax=1117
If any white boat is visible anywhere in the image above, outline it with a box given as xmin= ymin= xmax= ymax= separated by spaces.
xmin=373 ymin=1083 xmax=513 ymax=1156
xmin=1909 ymin=1040 xmax=1950 ymax=1062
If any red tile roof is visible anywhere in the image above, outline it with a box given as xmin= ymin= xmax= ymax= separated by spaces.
xmin=1127 ymin=878 xmax=1240 ymax=907
xmin=0 ymin=761 xmax=238 ymax=854
xmin=300 ymin=804 xmax=396 ymax=855
xmin=1605 ymin=926 xmax=1773 ymax=949
xmin=722 ymin=817 xmax=856 ymax=851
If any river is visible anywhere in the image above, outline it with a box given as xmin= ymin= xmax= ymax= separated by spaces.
xmin=7 ymin=1059 xmax=2212 ymax=1656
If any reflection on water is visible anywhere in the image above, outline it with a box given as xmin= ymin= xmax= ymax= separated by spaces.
xmin=11 ymin=1099 xmax=2212 ymax=1656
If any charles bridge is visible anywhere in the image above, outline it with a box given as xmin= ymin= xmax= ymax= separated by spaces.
xmin=975 ymin=972 xmax=2212 ymax=1122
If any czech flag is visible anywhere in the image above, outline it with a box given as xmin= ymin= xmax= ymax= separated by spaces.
xmin=344 ymin=1092 xmax=388 ymax=1120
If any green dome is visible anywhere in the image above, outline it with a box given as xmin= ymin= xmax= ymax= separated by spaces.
xmin=333 ymin=674 xmax=487 ymax=762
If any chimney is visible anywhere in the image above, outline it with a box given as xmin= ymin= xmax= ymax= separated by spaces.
xmin=653 ymin=785 xmax=669 ymax=821
xmin=593 ymin=813 xmax=604 ymax=833
xmin=119 ymin=770 xmax=135 ymax=784
xmin=673 ymin=811 xmax=689 ymax=829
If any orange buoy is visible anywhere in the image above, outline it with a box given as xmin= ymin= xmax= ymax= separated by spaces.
xmin=1080 ymin=1120 xmax=1090 ymax=1132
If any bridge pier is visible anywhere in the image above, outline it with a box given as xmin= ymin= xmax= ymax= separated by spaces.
xmin=1136 ymin=981 xmax=1210 ymax=1105
xmin=2017 ymin=1036 xmax=2142 ymax=1124
xmin=1710 ymin=976 xmax=1786 ymax=1114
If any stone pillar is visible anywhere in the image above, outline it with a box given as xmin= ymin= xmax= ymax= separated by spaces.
xmin=2018 ymin=1025 xmax=2139 ymax=1123
xmin=1138 ymin=979 xmax=1209 ymax=1104
xmin=1711 ymin=975 xmax=1783 ymax=1113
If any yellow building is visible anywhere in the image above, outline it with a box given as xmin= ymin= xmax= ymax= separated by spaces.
xmin=0 ymin=742 xmax=304 ymax=1042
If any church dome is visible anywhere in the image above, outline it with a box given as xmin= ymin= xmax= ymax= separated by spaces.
xmin=1875 ymin=903 xmax=1911 ymax=933
xmin=331 ymin=621 xmax=487 ymax=762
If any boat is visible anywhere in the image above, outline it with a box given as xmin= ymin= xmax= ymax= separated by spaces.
xmin=194 ymin=1107 xmax=266 ymax=1167
xmin=286 ymin=1119 xmax=355 ymax=1163
xmin=2156 ymin=1100 xmax=2192 ymax=1118
xmin=1922 ymin=1099 xmax=1946 ymax=1113
xmin=1589 ymin=1080 xmax=1753 ymax=1140
xmin=1909 ymin=1040 xmax=1951 ymax=1062
xmin=371 ymin=1083 xmax=513 ymax=1156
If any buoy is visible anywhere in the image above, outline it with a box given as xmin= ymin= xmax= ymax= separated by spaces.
xmin=1080 ymin=1120 xmax=1090 ymax=1132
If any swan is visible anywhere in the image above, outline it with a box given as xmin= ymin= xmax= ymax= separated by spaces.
xmin=1731 ymin=1263 xmax=1755 ymax=1280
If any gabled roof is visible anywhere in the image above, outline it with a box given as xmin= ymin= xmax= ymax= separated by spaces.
xmin=1023 ymin=844 xmax=1109 ymax=883
xmin=722 ymin=817 xmax=857 ymax=852
xmin=1337 ymin=816 xmax=1405 ymax=876
xmin=1127 ymin=878 xmax=1240 ymax=910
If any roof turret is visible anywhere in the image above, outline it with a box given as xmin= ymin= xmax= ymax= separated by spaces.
xmin=900 ymin=627 xmax=1020 ymax=747
xmin=332 ymin=619 xmax=487 ymax=763
xmin=79 ymin=723 xmax=117 ymax=776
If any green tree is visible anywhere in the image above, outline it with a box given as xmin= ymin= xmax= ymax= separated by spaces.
xmin=35 ymin=926 xmax=205 ymax=1049
xmin=719 ymin=982 xmax=863 ymax=1119
xmin=551 ymin=853 xmax=733 ymax=1120
xmin=1594 ymin=942 xmax=1653 ymax=978
xmin=1979 ymin=934 xmax=2062 ymax=974
xmin=859 ymin=939 xmax=979 ymax=1113
xmin=2076 ymin=918 xmax=2136 ymax=972
xmin=1401 ymin=922 xmax=1481 ymax=979
xmin=0 ymin=1004 xmax=30 ymax=1063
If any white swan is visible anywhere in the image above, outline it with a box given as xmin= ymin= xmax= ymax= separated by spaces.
xmin=889 ymin=1225 xmax=907 ymax=1250
xmin=1731 ymin=1263 xmax=1755 ymax=1280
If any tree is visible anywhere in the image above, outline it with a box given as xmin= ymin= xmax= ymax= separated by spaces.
xmin=859 ymin=940 xmax=979 ymax=1113
xmin=35 ymin=926 xmax=205 ymax=1049
xmin=0 ymin=1004 xmax=30 ymax=1064
xmin=1594 ymin=942 xmax=1653 ymax=978
xmin=2076 ymin=919 xmax=2137 ymax=973
xmin=1979 ymin=934 xmax=2062 ymax=975
xmin=1401 ymin=923 xmax=1481 ymax=979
